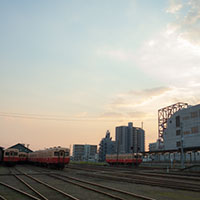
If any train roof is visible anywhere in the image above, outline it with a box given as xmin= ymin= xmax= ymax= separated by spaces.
xmin=30 ymin=147 xmax=70 ymax=153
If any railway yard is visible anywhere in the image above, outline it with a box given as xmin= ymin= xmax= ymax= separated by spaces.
xmin=0 ymin=164 xmax=199 ymax=200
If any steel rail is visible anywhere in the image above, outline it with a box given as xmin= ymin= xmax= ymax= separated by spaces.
xmin=67 ymin=165 xmax=200 ymax=191
xmin=9 ymin=168 xmax=48 ymax=200
xmin=17 ymin=166 xmax=128 ymax=200
xmin=48 ymin=174 xmax=126 ymax=200
xmin=77 ymin=171 xmax=200 ymax=192
xmin=51 ymin=174 xmax=156 ymax=200
xmin=20 ymin=172 xmax=80 ymax=200
xmin=100 ymin=171 xmax=200 ymax=188
xmin=0 ymin=195 xmax=7 ymax=200
xmin=137 ymin=172 xmax=200 ymax=182
xmin=14 ymin=173 xmax=48 ymax=200
xmin=0 ymin=182 xmax=40 ymax=200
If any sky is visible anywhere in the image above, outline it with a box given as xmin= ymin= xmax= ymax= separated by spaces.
xmin=0 ymin=0 xmax=200 ymax=151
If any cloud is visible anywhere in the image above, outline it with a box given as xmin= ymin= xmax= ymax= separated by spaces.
xmin=97 ymin=47 xmax=133 ymax=61
xmin=100 ymin=112 xmax=124 ymax=118
xmin=127 ymin=111 xmax=148 ymax=118
xmin=111 ymin=87 xmax=171 ymax=109
xmin=100 ymin=111 xmax=148 ymax=120
xmin=166 ymin=0 xmax=200 ymax=45
xmin=98 ymin=0 xmax=200 ymax=138
xmin=166 ymin=0 xmax=183 ymax=14
xmin=137 ymin=28 xmax=200 ymax=86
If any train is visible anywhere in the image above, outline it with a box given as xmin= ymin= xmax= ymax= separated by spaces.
xmin=106 ymin=153 xmax=142 ymax=166
xmin=3 ymin=148 xmax=19 ymax=166
xmin=28 ymin=147 xmax=70 ymax=169
xmin=1 ymin=147 xmax=70 ymax=169
xmin=18 ymin=152 xmax=28 ymax=163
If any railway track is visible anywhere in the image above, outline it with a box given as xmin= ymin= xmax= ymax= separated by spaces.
xmin=17 ymin=165 xmax=157 ymax=200
xmin=68 ymin=163 xmax=200 ymax=177
xmin=0 ymin=167 xmax=79 ymax=200
xmin=13 ymin=168 xmax=79 ymax=200
xmin=0 ymin=181 xmax=40 ymax=200
xmin=1 ymin=165 xmax=199 ymax=199
xmin=49 ymin=173 xmax=156 ymax=200
xmin=68 ymin=164 xmax=200 ymax=182
xmin=0 ymin=194 xmax=7 ymax=200
xmin=67 ymin=165 xmax=200 ymax=192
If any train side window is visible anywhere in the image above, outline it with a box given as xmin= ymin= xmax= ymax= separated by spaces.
xmin=54 ymin=152 xmax=59 ymax=156
xmin=5 ymin=152 xmax=9 ymax=156
xmin=14 ymin=152 xmax=18 ymax=156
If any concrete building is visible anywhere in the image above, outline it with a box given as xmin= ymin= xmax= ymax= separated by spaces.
xmin=84 ymin=145 xmax=97 ymax=161
xmin=73 ymin=144 xmax=97 ymax=161
xmin=99 ymin=130 xmax=116 ymax=162
xmin=116 ymin=122 xmax=145 ymax=154
xmin=149 ymin=139 xmax=164 ymax=151
xmin=163 ymin=104 xmax=200 ymax=150
xmin=73 ymin=144 xmax=84 ymax=161
xmin=137 ymin=128 xmax=145 ymax=152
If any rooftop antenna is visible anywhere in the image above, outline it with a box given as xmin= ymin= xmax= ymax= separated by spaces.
xmin=141 ymin=121 xmax=143 ymax=129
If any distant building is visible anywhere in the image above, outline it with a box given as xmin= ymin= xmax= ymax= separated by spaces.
xmin=136 ymin=128 xmax=145 ymax=152
xmin=149 ymin=139 xmax=164 ymax=151
xmin=99 ymin=130 xmax=116 ymax=162
xmin=8 ymin=143 xmax=32 ymax=153
xmin=84 ymin=145 xmax=97 ymax=161
xmin=116 ymin=122 xmax=145 ymax=154
xmin=73 ymin=144 xmax=84 ymax=161
xmin=163 ymin=104 xmax=200 ymax=150
xmin=73 ymin=144 xmax=97 ymax=161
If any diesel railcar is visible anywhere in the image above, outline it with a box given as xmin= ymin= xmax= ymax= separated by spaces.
xmin=106 ymin=153 xmax=142 ymax=166
xmin=28 ymin=147 xmax=70 ymax=169
xmin=3 ymin=148 xmax=19 ymax=166
xmin=0 ymin=147 xmax=3 ymax=163
xmin=18 ymin=152 xmax=28 ymax=163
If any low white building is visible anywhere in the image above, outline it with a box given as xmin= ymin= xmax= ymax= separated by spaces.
xmin=149 ymin=139 xmax=164 ymax=151
xmin=73 ymin=144 xmax=97 ymax=162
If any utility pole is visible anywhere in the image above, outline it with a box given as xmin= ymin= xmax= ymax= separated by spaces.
xmin=116 ymin=139 xmax=119 ymax=166
xmin=180 ymin=123 xmax=185 ymax=169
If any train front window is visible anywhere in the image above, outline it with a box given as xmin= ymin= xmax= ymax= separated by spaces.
xmin=14 ymin=152 xmax=18 ymax=156
xmin=54 ymin=152 xmax=59 ymax=156
xmin=65 ymin=152 xmax=69 ymax=156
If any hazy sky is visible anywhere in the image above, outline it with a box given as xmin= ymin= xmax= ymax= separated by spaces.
xmin=1 ymin=0 xmax=200 ymax=151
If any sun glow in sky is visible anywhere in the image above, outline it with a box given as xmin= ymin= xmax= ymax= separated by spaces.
xmin=1 ymin=0 xmax=200 ymax=151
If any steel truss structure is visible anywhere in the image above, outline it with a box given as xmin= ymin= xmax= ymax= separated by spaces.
xmin=158 ymin=102 xmax=188 ymax=140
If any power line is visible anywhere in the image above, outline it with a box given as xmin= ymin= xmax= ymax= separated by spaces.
xmin=0 ymin=112 xmax=126 ymax=122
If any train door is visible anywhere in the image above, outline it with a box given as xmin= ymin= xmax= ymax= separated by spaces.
xmin=58 ymin=150 xmax=65 ymax=164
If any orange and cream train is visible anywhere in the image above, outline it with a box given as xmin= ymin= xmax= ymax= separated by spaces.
xmin=3 ymin=147 xmax=70 ymax=169
xmin=106 ymin=153 xmax=142 ymax=166
xmin=19 ymin=152 xmax=28 ymax=163
xmin=28 ymin=147 xmax=70 ymax=169
xmin=3 ymin=148 xmax=19 ymax=166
